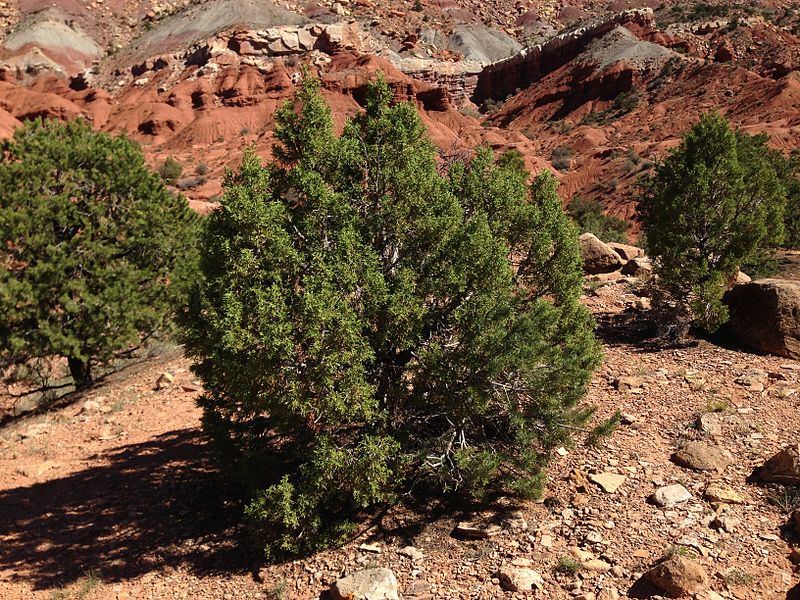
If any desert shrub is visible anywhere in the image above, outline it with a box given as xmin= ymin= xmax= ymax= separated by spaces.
xmin=180 ymin=77 xmax=603 ymax=560
xmin=567 ymin=196 xmax=628 ymax=243
xmin=196 ymin=163 xmax=210 ymax=176
xmin=581 ymin=91 xmax=640 ymax=125
xmin=0 ymin=119 xmax=200 ymax=389
xmin=687 ymin=3 xmax=729 ymax=20
xmin=176 ymin=176 xmax=206 ymax=190
xmin=551 ymin=145 xmax=574 ymax=171
xmin=158 ymin=156 xmax=183 ymax=184
xmin=639 ymin=112 xmax=786 ymax=334
xmin=482 ymin=98 xmax=502 ymax=114
xmin=612 ymin=91 xmax=640 ymax=114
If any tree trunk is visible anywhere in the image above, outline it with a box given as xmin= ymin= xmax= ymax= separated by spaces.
xmin=68 ymin=357 xmax=92 ymax=391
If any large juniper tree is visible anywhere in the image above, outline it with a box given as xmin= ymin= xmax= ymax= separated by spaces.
xmin=0 ymin=119 xmax=200 ymax=389
xmin=181 ymin=77 xmax=602 ymax=559
xmin=639 ymin=112 xmax=786 ymax=334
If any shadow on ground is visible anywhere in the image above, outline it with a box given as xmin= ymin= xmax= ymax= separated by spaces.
xmin=593 ymin=308 xmax=661 ymax=349
xmin=593 ymin=306 xmax=765 ymax=357
xmin=0 ymin=428 xmax=256 ymax=590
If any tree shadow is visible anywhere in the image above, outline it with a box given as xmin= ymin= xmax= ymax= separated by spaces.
xmin=357 ymin=488 xmax=529 ymax=552
xmin=593 ymin=306 xmax=767 ymax=358
xmin=592 ymin=308 xmax=665 ymax=351
xmin=1 ymin=346 xmax=183 ymax=428
xmin=0 ymin=428 xmax=257 ymax=590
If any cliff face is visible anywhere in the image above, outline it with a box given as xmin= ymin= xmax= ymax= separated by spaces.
xmin=473 ymin=9 xmax=656 ymax=105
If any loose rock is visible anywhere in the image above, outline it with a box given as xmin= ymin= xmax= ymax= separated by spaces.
xmin=651 ymin=484 xmax=692 ymax=507
xmin=330 ymin=568 xmax=399 ymax=600
xmin=155 ymin=372 xmax=174 ymax=390
xmin=759 ymin=443 xmax=800 ymax=485
xmin=710 ymin=515 xmax=740 ymax=533
xmin=621 ymin=257 xmax=652 ymax=277
xmin=496 ymin=567 xmax=544 ymax=592
xmin=607 ymin=242 xmax=644 ymax=261
xmin=672 ymin=441 xmax=733 ymax=472
xmin=703 ymin=484 xmax=744 ymax=504
xmin=400 ymin=546 xmax=424 ymax=561
xmin=695 ymin=413 xmax=723 ymax=437
xmin=644 ymin=554 xmax=708 ymax=597
xmin=614 ymin=376 xmax=642 ymax=392
xmin=454 ymin=520 xmax=501 ymax=539
xmin=583 ymin=559 xmax=612 ymax=573
xmin=589 ymin=472 xmax=627 ymax=494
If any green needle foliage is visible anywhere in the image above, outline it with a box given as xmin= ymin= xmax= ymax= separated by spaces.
xmin=0 ymin=119 xmax=201 ymax=389
xmin=181 ymin=77 xmax=602 ymax=560
xmin=639 ymin=112 xmax=786 ymax=335
xmin=567 ymin=196 xmax=628 ymax=243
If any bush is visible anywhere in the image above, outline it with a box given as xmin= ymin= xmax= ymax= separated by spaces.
xmin=639 ymin=112 xmax=786 ymax=334
xmin=738 ymin=135 xmax=800 ymax=250
xmin=0 ymin=119 xmax=200 ymax=389
xmin=159 ymin=156 xmax=183 ymax=184
xmin=567 ymin=196 xmax=628 ymax=243
xmin=551 ymin=145 xmax=574 ymax=172
xmin=176 ymin=176 xmax=206 ymax=190
xmin=196 ymin=163 xmax=210 ymax=176
xmin=181 ymin=77 xmax=603 ymax=559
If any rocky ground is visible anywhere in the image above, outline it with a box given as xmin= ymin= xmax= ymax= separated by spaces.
xmin=1 ymin=276 xmax=800 ymax=599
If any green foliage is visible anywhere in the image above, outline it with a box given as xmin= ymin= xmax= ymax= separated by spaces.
xmin=181 ymin=77 xmax=602 ymax=560
xmin=687 ymin=3 xmax=729 ymax=20
xmin=551 ymin=145 xmax=574 ymax=171
xmin=722 ymin=568 xmax=754 ymax=587
xmin=159 ymin=156 xmax=183 ymax=184
xmin=556 ymin=556 xmax=582 ymax=574
xmin=639 ymin=112 xmax=786 ymax=333
xmin=0 ymin=119 xmax=200 ymax=389
xmin=586 ymin=409 xmax=621 ymax=447
xmin=567 ymin=196 xmax=629 ymax=243
xmin=580 ymin=91 xmax=640 ymax=125
xmin=738 ymin=137 xmax=800 ymax=250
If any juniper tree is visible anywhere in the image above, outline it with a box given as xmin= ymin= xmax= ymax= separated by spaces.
xmin=639 ymin=112 xmax=786 ymax=334
xmin=181 ymin=77 xmax=602 ymax=559
xmin=0 ymin=119 xmax=200 ymax=389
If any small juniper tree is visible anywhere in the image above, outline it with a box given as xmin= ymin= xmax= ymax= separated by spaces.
xmin=0 ymin=119 xmax=200 ymax=389
xmin=181 ymin=77 xmax=602 ymax=559
xmin=567 ymin=196 xmax=629 ymax=243
xmin=639 ymin=112 xmax=786 ymax=335
xmin=158 ymin=156 xmax=183 ymax=184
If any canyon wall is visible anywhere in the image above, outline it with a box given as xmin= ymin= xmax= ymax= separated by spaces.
xmin=472 ymin=8 xmax=655 ymax=105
